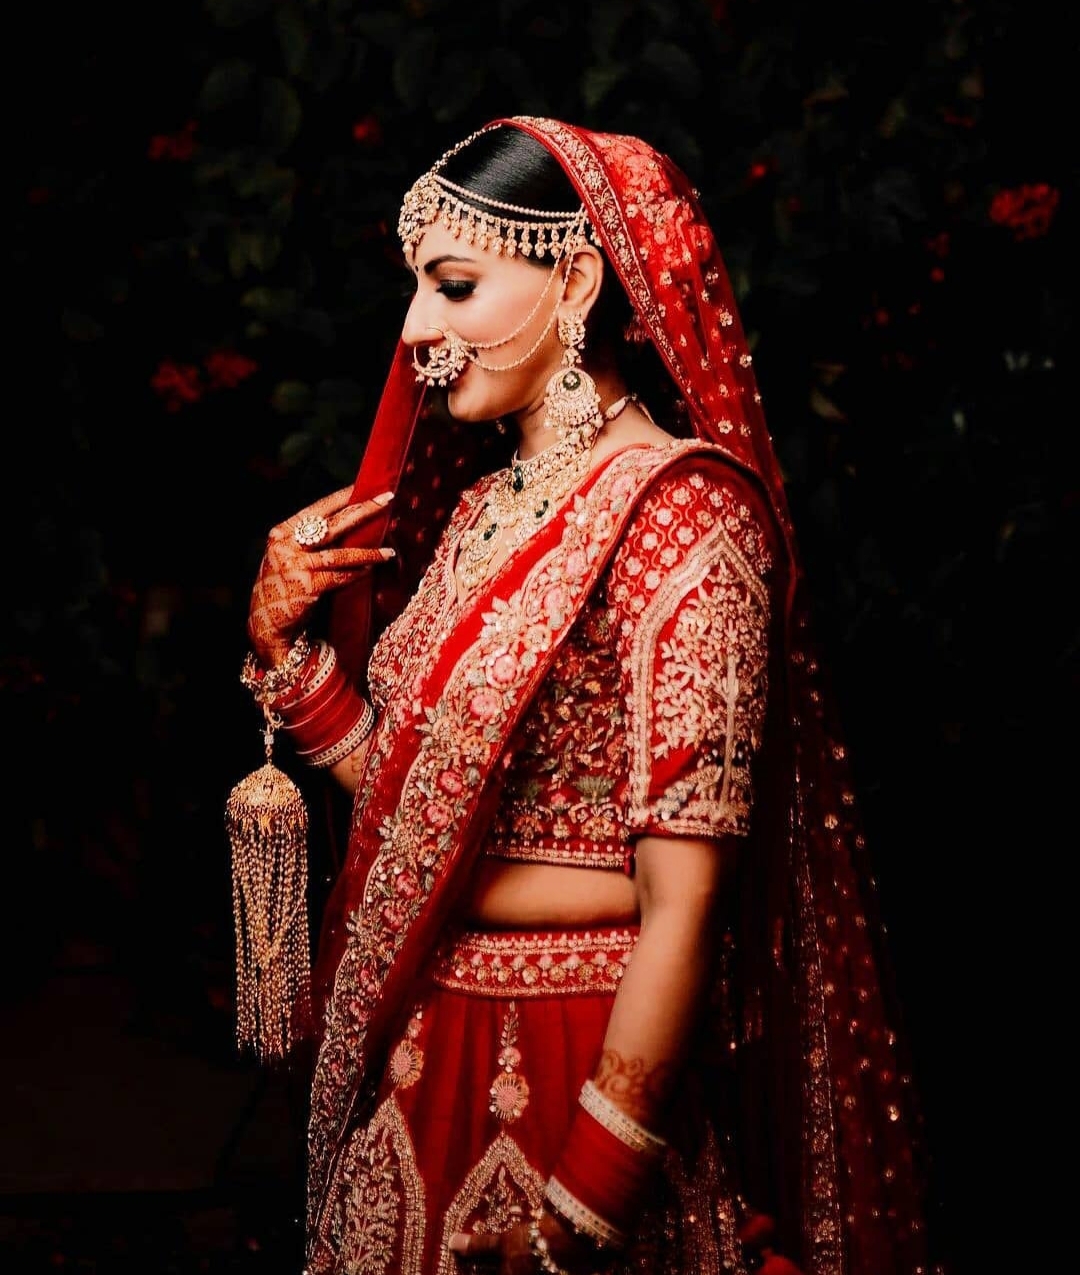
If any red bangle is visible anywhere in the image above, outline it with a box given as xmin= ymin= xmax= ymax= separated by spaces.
xmin=302 ymin=701 xmax=375 ymax=767
xmin=289 ymin=689 xmax=354 ymax=743
xmin=291 ymin=695 xmax=368 ymax=756
xmin=275 ymin=643 xmax=340 ymax=717
xmin=272 ymin=643 xmax=375 ymax=762
xmin=545 ymin=1081 xmax=666 ymax=1250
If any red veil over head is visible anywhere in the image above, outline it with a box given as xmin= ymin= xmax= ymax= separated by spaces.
xmin=327 ymin=118 xmax=941 ymax=1275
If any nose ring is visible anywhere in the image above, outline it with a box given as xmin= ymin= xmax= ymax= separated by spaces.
xmin=412 ymin=328 xmax=472 ymax=388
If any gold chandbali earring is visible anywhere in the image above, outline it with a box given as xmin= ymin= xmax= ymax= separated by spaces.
xmin=543 ymin=311 xmax=602 ymax=446
xmin=453 ymin=309 xmax=635 ymax=600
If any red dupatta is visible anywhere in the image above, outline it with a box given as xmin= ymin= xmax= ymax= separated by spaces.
xmin=318 ymin=119 xmax=942 ymax=1274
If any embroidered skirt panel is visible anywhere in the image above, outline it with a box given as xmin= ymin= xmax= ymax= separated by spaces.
xmin=319 ymin=927 xmax=749 ymax=1275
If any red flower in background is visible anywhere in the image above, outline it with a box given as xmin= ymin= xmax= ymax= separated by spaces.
xmin=151 ymin=350 xmax=257 ymax=411
xmin=205 ymin=349 xmax=258 ymax=389
xmin=148 ymin=120 xmax=198 ymax=161
xmin=745 ymin=157 xmax=775 ymax=186
xmin=352 ymin=114 xmax=383 ymax=147
xmin=989 ymin=183 xmax=1060 ymax=240
xmin=150 ymin=360 xmax=202 ymax=412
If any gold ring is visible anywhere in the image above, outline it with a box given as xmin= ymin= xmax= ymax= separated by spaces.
xmin=293 ymin=514 xmax=329 ymax=547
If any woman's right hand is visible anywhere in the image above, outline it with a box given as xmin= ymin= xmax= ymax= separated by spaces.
xmin=247 ymin=485 xmax=394 ymax=667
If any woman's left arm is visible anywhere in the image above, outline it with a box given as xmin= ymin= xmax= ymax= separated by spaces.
xmin=537 ymin=464 xmax=779 ymax=1266
xmin=594 ymin=831 xmax=735 ymax=1128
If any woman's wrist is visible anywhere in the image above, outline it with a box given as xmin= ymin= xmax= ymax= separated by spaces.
xmin=239 ymin=636 xmax=377 ymax=766
xmin=271 ymin=641 xmax=376 ymax=765
xmin=544 ymin=1078 xmax=668 ymax=1252
xmin=240 ymin=632 xmax=316 ymax=708
xmin=254 ymin=638 xmax=298 ymax=670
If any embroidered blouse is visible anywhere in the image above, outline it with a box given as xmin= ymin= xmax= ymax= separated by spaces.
xmin=484 ymin=465 xmax=775 ymax=870
xmin=368 ymin=459 xmax=776 ymax=873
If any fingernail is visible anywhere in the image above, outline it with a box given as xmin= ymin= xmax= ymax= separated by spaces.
xmin=448 ymin=1233 xmax=469 ymax=1254
xmin=374 ymin=491 xmax=395 ymax=506
xmin=379 ymin=547 xmax=396 ymax=559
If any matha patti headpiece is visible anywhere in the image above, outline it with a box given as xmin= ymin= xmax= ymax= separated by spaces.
xmin=397 ymin=128 xmax=599 ymax=261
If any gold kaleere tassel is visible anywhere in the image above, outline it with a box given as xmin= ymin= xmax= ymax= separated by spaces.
xmin=225 ymin=708 xmax=312 ymax=1063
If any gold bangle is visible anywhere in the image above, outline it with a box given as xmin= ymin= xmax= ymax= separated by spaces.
xmin=240 ymin=633 xmax=313 ymax=708
xmin=579 ymin=1079 xmax=667 ymax=1155
xmin=543 ymin=1178 xmax=626 ymax=1250
xmin=277 ymin=641 xmax=336 ymax=713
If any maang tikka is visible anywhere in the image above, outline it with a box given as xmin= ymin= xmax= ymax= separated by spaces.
xmin=543 ymin=311 xmax=602 ymax=445
xmin=401 ymin=127 xmax=599 ymax=392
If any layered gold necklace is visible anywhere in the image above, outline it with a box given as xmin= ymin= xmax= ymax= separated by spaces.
xmin=454 ymin=394 xmax=635 ymax=598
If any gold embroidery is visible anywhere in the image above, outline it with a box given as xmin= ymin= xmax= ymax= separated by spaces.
xmin=388 ymin=1005 xmax=425 ymax=1090
xmin=488 ymin=1001 xmax=530 ymax=1121
xmin=308 ymin=445 xmax=732 ymax=1242
xmin=433 ymin=928 xmax=638 ymax=998
xmin=368 ymin=481 xmax=492 ymax=708
xmin=484 ymin=597 xmax=627 ymax=868
xmin=793 ymin=762 xmax=844 ymax=1274
xmin=436 ymin=1133 xmax=545 ymax=1275
xmin=617 ymin=1125 xmax=748 ymax=1275
xmin=612 ymin=478 xmax=772 ymax=838
xmin=333 ymin=1095 xmax=425 ymax=1275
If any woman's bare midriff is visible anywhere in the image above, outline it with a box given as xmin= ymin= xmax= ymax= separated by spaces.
xmin=461 ymin=860 xmax=640 ymax=929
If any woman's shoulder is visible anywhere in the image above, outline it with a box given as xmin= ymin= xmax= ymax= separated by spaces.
xmin=598 ymin=436 xmax=773 ymax=517
xmin=605 ymin=441 xmax=779 ymax=580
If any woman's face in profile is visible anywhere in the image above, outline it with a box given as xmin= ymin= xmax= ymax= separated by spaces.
xmin=402 ymin=221 xmax=565 ymax=425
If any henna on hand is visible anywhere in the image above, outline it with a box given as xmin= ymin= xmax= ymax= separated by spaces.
xmin=247 ymin=486 xmax=394 ymax=666
xmin=592 ymin=1049 xmax=676 ymax=1125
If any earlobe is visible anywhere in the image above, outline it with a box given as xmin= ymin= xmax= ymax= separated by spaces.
xmin=562 ymin=246 xmax=604 ymax=315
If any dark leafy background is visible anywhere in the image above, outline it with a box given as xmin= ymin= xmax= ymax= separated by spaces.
xmin=5 ymin=0 xmax=1074 ymax=1270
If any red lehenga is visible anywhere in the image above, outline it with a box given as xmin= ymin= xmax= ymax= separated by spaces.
xmin=301 ymin=119 xmax=942 ymax=1275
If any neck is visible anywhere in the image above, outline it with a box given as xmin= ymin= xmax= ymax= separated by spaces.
xmin=514 ymin=374 xmax=630 ymax=461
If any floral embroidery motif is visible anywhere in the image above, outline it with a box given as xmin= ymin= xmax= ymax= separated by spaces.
xmin=436 ymin=1134 xmax=544 ymax=1275
xmin=333 ymin=1096 xmax=425 ymax=1275
xmin=488 ymin=1002 xmax=529 ymax=1122
xmin=368 ymin=483 xmax=491 ymax=709
xmin=388 ymin=1041 xmax=424 ymax=1090
xmin=485 ymin=602 xmax=627 ymax=866
xmin=433 ymin=928 xmax=638 ymax=997
xmin=307 ymin=445 xmax=744 ymax=1250
xmin=388 ymin=1006 xmax=425 ymax=1090
xmin=488 ymin=1072 xmax=530 ymax=1122
xmin=609 ymin=476 xmax=773 ymax=839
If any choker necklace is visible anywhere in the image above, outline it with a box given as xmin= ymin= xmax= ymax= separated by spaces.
xmin=454 ymin=393 xmax=638 ymax=598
